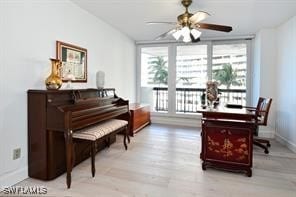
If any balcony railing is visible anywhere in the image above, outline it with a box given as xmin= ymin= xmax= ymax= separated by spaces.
xmin=153 ymin=87 xmax=246 ymax=113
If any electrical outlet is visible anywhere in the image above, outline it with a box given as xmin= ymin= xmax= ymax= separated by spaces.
xmin=13 ymin=148 xmax=21 ymax=160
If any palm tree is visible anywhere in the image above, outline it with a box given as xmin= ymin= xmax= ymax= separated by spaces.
xmin=213 ymin=63 xmax=241 ymax=100
xmin=148 ymin=56 xmax=168 ymax=85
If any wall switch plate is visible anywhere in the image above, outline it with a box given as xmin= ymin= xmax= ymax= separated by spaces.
xmin=13 ymin=148 xmax=21 ymax=160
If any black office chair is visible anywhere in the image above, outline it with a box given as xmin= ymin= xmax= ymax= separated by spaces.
xmin=245 ymin=97 xmax=272 ymax=154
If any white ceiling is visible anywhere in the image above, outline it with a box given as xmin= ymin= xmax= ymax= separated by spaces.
xmin=71 ymin=0 xmax=296 ymax=42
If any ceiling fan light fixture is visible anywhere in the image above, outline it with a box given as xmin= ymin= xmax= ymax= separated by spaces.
xmin=183 ymin=34 xmax=191 ymax=43
xmin=173 ymin=30 xmax=182 ymax=40
xmin=190 ymin=29 xmax=202 ymax=39
xmin=181 ymin=26 xmax=190 ymax=37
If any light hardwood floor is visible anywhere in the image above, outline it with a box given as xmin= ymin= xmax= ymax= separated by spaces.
xmin=12 ymin=124 xmax=296 ymax=196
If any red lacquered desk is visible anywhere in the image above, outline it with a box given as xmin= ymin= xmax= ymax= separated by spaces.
xmin=197 ymin=106 xmax=256 ymax=176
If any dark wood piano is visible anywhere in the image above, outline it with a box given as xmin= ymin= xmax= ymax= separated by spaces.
xmin=27 ymin=88 xmax=130 ymax=183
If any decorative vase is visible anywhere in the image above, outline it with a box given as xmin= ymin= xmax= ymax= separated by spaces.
xmin=206 ymin=81 xmax=218 ymax=108
xmin=64 ymin=70 xmax=76 ymax=89
xmin=45 ymin=58 xmax=62 ymax=90
xmin=96 ymin=71 xmax=105 ymax=89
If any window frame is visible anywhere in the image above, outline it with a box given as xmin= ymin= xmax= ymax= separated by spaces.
xmin=136 ymin=39 xmax=252 ymax=116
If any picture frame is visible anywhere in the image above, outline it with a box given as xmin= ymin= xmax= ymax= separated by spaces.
xmin=56 ymin=41 xmax=87 ymax=82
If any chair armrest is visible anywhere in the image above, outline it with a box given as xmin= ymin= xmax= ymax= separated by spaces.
xmin=256 ymin=110 xmax=268 ymax=113
xmin=243 ymin=106 xmax=257 ymax=109
xmin=246 ymin=108 xmax=257 ymax=112
xmin=243 ymin=106 xmax=257 ymax=112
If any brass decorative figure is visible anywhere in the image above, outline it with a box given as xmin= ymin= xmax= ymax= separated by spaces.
xmin=206 ymin=81 xmax=218 ymax=108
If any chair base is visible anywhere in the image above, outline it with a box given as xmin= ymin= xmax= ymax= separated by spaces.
xmin=253 ymin=137 xmax=270 ymax=154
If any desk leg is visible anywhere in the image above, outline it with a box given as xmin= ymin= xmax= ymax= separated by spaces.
xmin=246 ymin=168 xmax=252 ymax=177
xmin=202 ymin=161 xmax=207 ymax=170
xmin=200 ymin=130 xmax=204 ymax=159
xmin=64 ymin=130 xmax=73 ymax=189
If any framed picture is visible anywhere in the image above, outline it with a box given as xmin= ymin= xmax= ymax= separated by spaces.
xmin=56 ymin=41 xmax=87 ymax=82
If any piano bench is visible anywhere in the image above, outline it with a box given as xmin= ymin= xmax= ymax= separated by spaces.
xmin=72 ymin=119 xmax=130 ymax=178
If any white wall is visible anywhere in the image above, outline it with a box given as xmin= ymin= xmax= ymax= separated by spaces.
xmin=275 ymin=16 xmax=296 ymax=152
xmin=0 ymin=0 xmax=136 ymax=188
xmin=252 ymin=29 xmax=277 ymax=137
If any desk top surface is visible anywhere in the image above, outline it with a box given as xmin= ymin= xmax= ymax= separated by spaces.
xmin=197 ymin=105 xmax=256 ymax=120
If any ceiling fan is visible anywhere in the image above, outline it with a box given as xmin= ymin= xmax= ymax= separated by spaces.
xmin=147 ymin=0 xmax=232 ymax=43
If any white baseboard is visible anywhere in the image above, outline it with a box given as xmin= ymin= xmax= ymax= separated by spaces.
xmin=151 ymin=115 xmax=201 ymax=128
xmin=275 ymin=133 xmax=296 ymax=153
xmin=0 ymin=166 xmax=28 ymax=191
xmin=257 ymin=126 xmax=275 ymax=139
xmin=151 ymin=115 xmax=275 ymax=138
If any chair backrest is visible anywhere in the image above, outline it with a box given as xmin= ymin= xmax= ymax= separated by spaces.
xmin=255 ymin=97 xmax=272 ymax=126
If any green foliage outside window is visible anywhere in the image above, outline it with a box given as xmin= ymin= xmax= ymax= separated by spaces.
xmin=148 ymin=56 xmax=168 ymax=85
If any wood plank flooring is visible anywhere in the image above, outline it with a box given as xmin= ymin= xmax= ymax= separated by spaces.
xmin=9 ymin=124 xmax=296 ymax=196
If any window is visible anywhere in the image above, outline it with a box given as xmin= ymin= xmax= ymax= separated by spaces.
xmin=138 ymin=40 xmax=250 ymax=115
xmin=140 ymin=47 xmax=168 ymax=112
xmin=176 ymin=45 xmax=207 ymax=113
xmin=212 ymin=43 xmax=247 ymax=105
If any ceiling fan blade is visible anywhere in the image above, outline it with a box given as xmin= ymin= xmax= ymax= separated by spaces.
xmin=155 ymin=29 xmax=177 ymax=40
xmin=189 ymin=11 xmax=210 ymax=24
xmin=196 ymin=23 xmax=233 ymax=32
xmin=146 ymin=22 xmax=177 ymax=25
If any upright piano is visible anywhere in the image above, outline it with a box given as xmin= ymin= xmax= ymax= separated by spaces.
xmin=27 ymin=88 xmax=130 ymax=181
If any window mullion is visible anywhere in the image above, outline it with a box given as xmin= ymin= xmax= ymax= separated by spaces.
xmin=207 ymin=41 xmax=213 ymax=80
xmin=136 ymin=46 xmax=141 ymax=103
xmin=168 ymin=44 xmax=176 ymax=115
xmin=246 ymin=40 xmax=252 ymax=106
